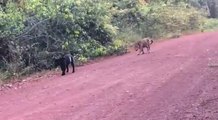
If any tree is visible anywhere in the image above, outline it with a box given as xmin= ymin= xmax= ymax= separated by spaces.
xmin=207 ymin=0 xmax=218 ymax=18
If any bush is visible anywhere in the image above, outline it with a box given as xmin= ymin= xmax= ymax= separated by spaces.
xmin=136 ymin=4 xmax=204 ymax=38
xmin=113 ymin=2 xmax=204 ymax=42
xmin=202 ymin=19 xmax=218 ymax=31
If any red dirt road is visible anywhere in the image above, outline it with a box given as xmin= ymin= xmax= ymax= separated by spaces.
xmin=1 ymin=32 xmax=218 ymax=120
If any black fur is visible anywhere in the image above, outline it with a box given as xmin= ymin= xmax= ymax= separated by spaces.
xmin=54 ymin=54 xmax=75 ymax=76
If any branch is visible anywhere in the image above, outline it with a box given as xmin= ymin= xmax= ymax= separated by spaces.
xmin=15 ymin=18 xmax=51 ymax=39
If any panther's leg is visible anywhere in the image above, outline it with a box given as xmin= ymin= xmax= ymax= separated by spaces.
xmin=147 ymin=45 xmax=150 ymax=54
xmin=66 ymin=64 xmax=69 ymax=73
xmin=60 ymin=64 xmax=66 ymax=76
xmin=71 ymin=61 xmax=75 ymax=73
xmin=141 ymin=48 xmax=145 ymax=54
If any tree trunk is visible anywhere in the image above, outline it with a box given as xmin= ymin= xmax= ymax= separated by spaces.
xmin=207 ymin=0 xmax=218 ymax=18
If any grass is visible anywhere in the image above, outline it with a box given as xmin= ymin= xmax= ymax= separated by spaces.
xmin=203 ymin=19 xmax=218 ymax=32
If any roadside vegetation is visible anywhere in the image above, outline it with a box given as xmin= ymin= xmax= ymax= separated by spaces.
xmin=203 ymin=19 xmax=218 ymax=31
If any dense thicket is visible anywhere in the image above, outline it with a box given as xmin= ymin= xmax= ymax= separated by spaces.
xmin=0 ymin=0 xmax=215 ymax=80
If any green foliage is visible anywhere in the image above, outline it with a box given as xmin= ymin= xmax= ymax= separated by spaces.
xmin=113 ymin=1 xmax=204 ymax=41
xmin=142 ymin=5 xmax=203 ymax=38
xmin=0 ymin=71 xmax=11 ymax=81
xmin=202 ymin=19 xmax=218 ymax=31
xmin=0 ymin=3 xmax=24 ymax=37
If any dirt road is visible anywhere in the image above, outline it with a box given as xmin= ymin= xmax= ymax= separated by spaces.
xmin=1 ymin=32 xmax=218 ymax=120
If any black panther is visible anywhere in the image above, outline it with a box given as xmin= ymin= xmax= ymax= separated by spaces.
xmin=54 ymin=54 xmax=75 ymax=76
